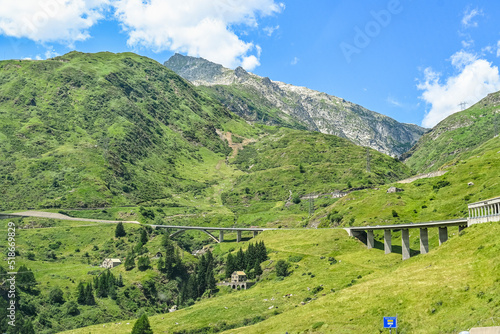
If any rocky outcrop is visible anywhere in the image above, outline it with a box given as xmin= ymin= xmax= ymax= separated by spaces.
xmin=165 ymin=54 xmax=427 ymax=157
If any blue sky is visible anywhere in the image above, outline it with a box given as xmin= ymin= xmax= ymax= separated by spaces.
xmin=1 ymin=1 xmax=499 ymax=128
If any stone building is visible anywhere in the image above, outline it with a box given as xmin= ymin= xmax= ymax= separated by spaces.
xmin=218 ymin=271 xmax=254 ymax=290
xmin=101 ymin=258 xmax=122 ymax=269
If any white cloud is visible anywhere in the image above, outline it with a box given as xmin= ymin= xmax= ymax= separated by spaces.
xmin=112 ymin=0 xmax=283 ymax=70
xmin=497 ymin=41 xmax=500 ymax=57
xmin=450 ymin=50 xmax=477 ymax=69
xmin=290 ymin=56 xmax=299 ymax=65
xmin=418 ymin=51 xmax=500 ymax=128
xmin=387 ymin=96 xmax=403 ymax=107
xmin=44 ymin=47 xmax=59 ymax=59
xmin=263 ymin=25 xmax=279 ymax=36
xmin=461 ymin=36 xmax=474 ymax=48
xmin=461 ymin=7 xmax=483 ymax=28
xmin=0 ymin=0 xmax=109 ymax=45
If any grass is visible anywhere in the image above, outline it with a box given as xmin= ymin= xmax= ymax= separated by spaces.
xmin=60 ymin=222 xmax=500 ymax=334
xmin=313 ymin=135 xmax=500 ymax=227
xmin=404 ymin=90 xmax=500 ymax=173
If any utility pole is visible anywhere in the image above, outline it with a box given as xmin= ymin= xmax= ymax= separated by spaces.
xmin=458 ymin=101 xmax=468 ymax=110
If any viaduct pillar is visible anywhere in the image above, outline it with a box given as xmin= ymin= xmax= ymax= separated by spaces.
xmin=419 ymin=228 xmax=429 ymax=254
xmin=438 ymin=227 xmax=448 ymax=245
xmin=237 ymin=230 xmax=242 ymax=243
xmin=219 ymin=230 xmax=224 ymax=242
xmin=401 ymin=229 xmax=410 ymax=260
xmin=366 ymin=230 xmax=375 ymax=249
xmin=384 ymin=230 xmax=392 ymax=254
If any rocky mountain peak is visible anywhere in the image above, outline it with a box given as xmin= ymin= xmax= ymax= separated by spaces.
xmin=234 ymin=66 xmax=249 ymax=78
xmin=164 ymin=53 xmax=427 ymax=157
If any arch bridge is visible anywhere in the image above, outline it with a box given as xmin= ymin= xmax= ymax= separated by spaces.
xmin=151 ymin=224 xmax=275 ymax=243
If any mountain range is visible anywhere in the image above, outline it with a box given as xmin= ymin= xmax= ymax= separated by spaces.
xmin=165 ymin=53 xmax=427 ymax=157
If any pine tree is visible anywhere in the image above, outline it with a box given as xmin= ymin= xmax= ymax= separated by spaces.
xmin=205 ymin=249 xmax=214 ymax=267
xmin=77 ymin=282 xmax=86 ymax=304
xmin=125 ymin=251 xmax=136 ymax=271
xmin=85 ymin=283 xmax=96 ymax=305
xmin=236 ymin=247 xmax=246 ymax=271
xmin=254 ymin=260 xmax=263 ymax=277
xmin=140 ymin=228 xmax=148 ymax=244
xmin=164 ymin=251 xmax=174 ymax=279
xmin=246 ymin=261 xmax=254 ymax=279
xmin=96 ymin=272 xmax=108 ymax=298
xmin=257 ymin=241 xmax=268 ymax=263
xmin=118 ymin=273 xmax=124 ymax=287
xmin=162 ymin=234 xmax=175 ymax=254
xmin=17 ymin=265 xmax=37 ymax=292
xmin=131 ymin=313 xmax=154 ymax=334
xmin=137 ymin=255 xmax=150 ymax=271
xmin=246 ymin=243 xmax=256 ymax=267
xmin=157 ymin=255 xmax=165 ymax=272
xmin=115 ymin=222 xmax=126 ymax=237
xmin=109 ymin=283 xmax=117 ymax=300
xmin=225 ymin=253 xmax=236 ymax=278
xmin=197 ymin=255 xmax=207 ymax=296
xmin=22 ymin=319 xmax=36 ymax=334
xmin=134 ymin=241 xmax=144 ymax=255
xmin=186 ymin=274 xmax=198 ymax=301
xmin=206 ymin=261 xmax=216 ymax=293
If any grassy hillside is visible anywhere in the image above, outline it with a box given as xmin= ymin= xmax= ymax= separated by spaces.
xmin=312 ymin=135 xmax=500 ymax=227
xmin=221 ymin=128 xmax=412 ymax=228
xmin=0 ymin=51 xmax=252 ymax=210
xmin=403 ymin=90 xmax=500 ymax=173
xmin=61 ymin=222 xmax=500 ymax=334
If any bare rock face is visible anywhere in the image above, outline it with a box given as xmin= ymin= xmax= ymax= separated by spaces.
xmin=387 ymin=187 xmax=404 ymax=193
xmin=165 ymin=54 xmax=427 ymax=157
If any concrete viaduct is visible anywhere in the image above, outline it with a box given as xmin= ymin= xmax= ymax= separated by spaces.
xmin=345 ymin=218 xmax=468 ymax=260
xmin=143 ymin=224 xmax=275 ymax=243
xmin=0 ymin=211 xmax=273 ymax=244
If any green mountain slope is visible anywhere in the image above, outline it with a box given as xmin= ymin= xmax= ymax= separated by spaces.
xmin=221 ymin=128 xmax=412 ymax=227
xmin=403 ymin=90 xmax=500 ymax=172
xmin=313 ymin=134 xmax=500 ymax=227
xmin=0 ymin=51 xmax=242 ymax=210
xmin=0 ymin=51 xmax=413 ymax=229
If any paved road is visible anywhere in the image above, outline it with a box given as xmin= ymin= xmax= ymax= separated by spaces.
xmin=0 ymin=211 xmax=141 ymax=224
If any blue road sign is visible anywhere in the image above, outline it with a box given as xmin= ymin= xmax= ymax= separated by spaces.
xmin=383 ymin=317 xmax=397 ymax=328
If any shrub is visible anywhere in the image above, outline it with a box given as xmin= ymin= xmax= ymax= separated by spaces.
xmin=392 ymin=210 xmax=398 ymax=217
xmin=275 ymin=260 xmax=289 ymax=277
xmin=312 ymin=322 xmax=324 ymax=329
xmin=26 ymin=252 xmax=35 ymax=260
xmin=137 ymin=256 xmax=150 ymax=271
xmin=433 ymin=180 xmax=450 ymax=190
xmin=131 ymin=313 xmax=153 ymax=334
xmin=49 ymin=287 xmax=65 ymax=305
xmin=288 ymin=255 xmax=303 ymax=263
xmin=311 ymin=286 xmax=324 ymax=294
